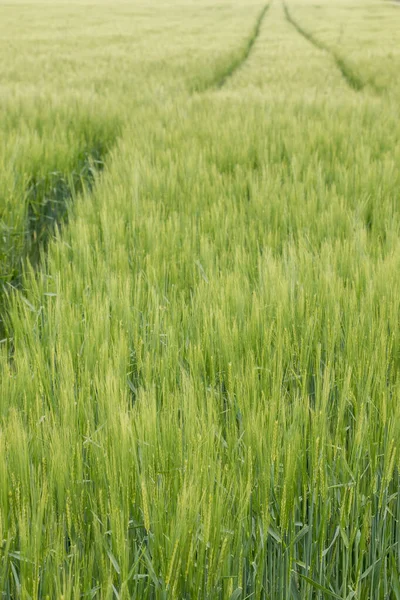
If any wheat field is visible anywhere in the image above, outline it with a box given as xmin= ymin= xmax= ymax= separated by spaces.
xmin=1 ymin=0 xmax=400 ymax=598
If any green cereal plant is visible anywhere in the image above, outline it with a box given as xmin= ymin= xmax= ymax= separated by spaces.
xmin=0 ymin=0 xmax=400 ymax=597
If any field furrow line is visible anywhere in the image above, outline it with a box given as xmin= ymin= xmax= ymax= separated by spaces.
xmin=198 ymin=3 xmax=270 ymax=91
xmin=0 ymin=140 xmax=116 ymax=338
xmin=283 ymin=2 xmax=367 ymax=92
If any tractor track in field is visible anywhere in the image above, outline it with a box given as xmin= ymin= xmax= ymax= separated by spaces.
xmin=199 ymin=3 xmax=270 ymax=91
xmin=0 ymin=4 xmax=269 ymax=339
xmin=216 ymin=3 xmax=270 ymax=88
xmin=283 ymin=2 xmax=367 ymax=92
xmin=0 ymin=143 xmax=112 ymax=340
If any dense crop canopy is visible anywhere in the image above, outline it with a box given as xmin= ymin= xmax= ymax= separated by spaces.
xmin=1 ymin=0 xmax=400 ymax=598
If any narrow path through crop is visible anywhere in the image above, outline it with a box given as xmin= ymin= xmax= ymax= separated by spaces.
xmin=25 ymin=146 xmax=107 ymax=268
xmin=0 ymin=143 xmax=113 ymax=338
xmin=283 ymin=2 xmax=366 ymax=91
xmin=217 ymin=4 xmax=269 ymax=88
xmin=200 ymin=3 xmax=269 ymax=90
xmin=1 ymin=4 xmax=270 ymax=338
xmin=1 ymin=5 xmax=270 ymax=337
